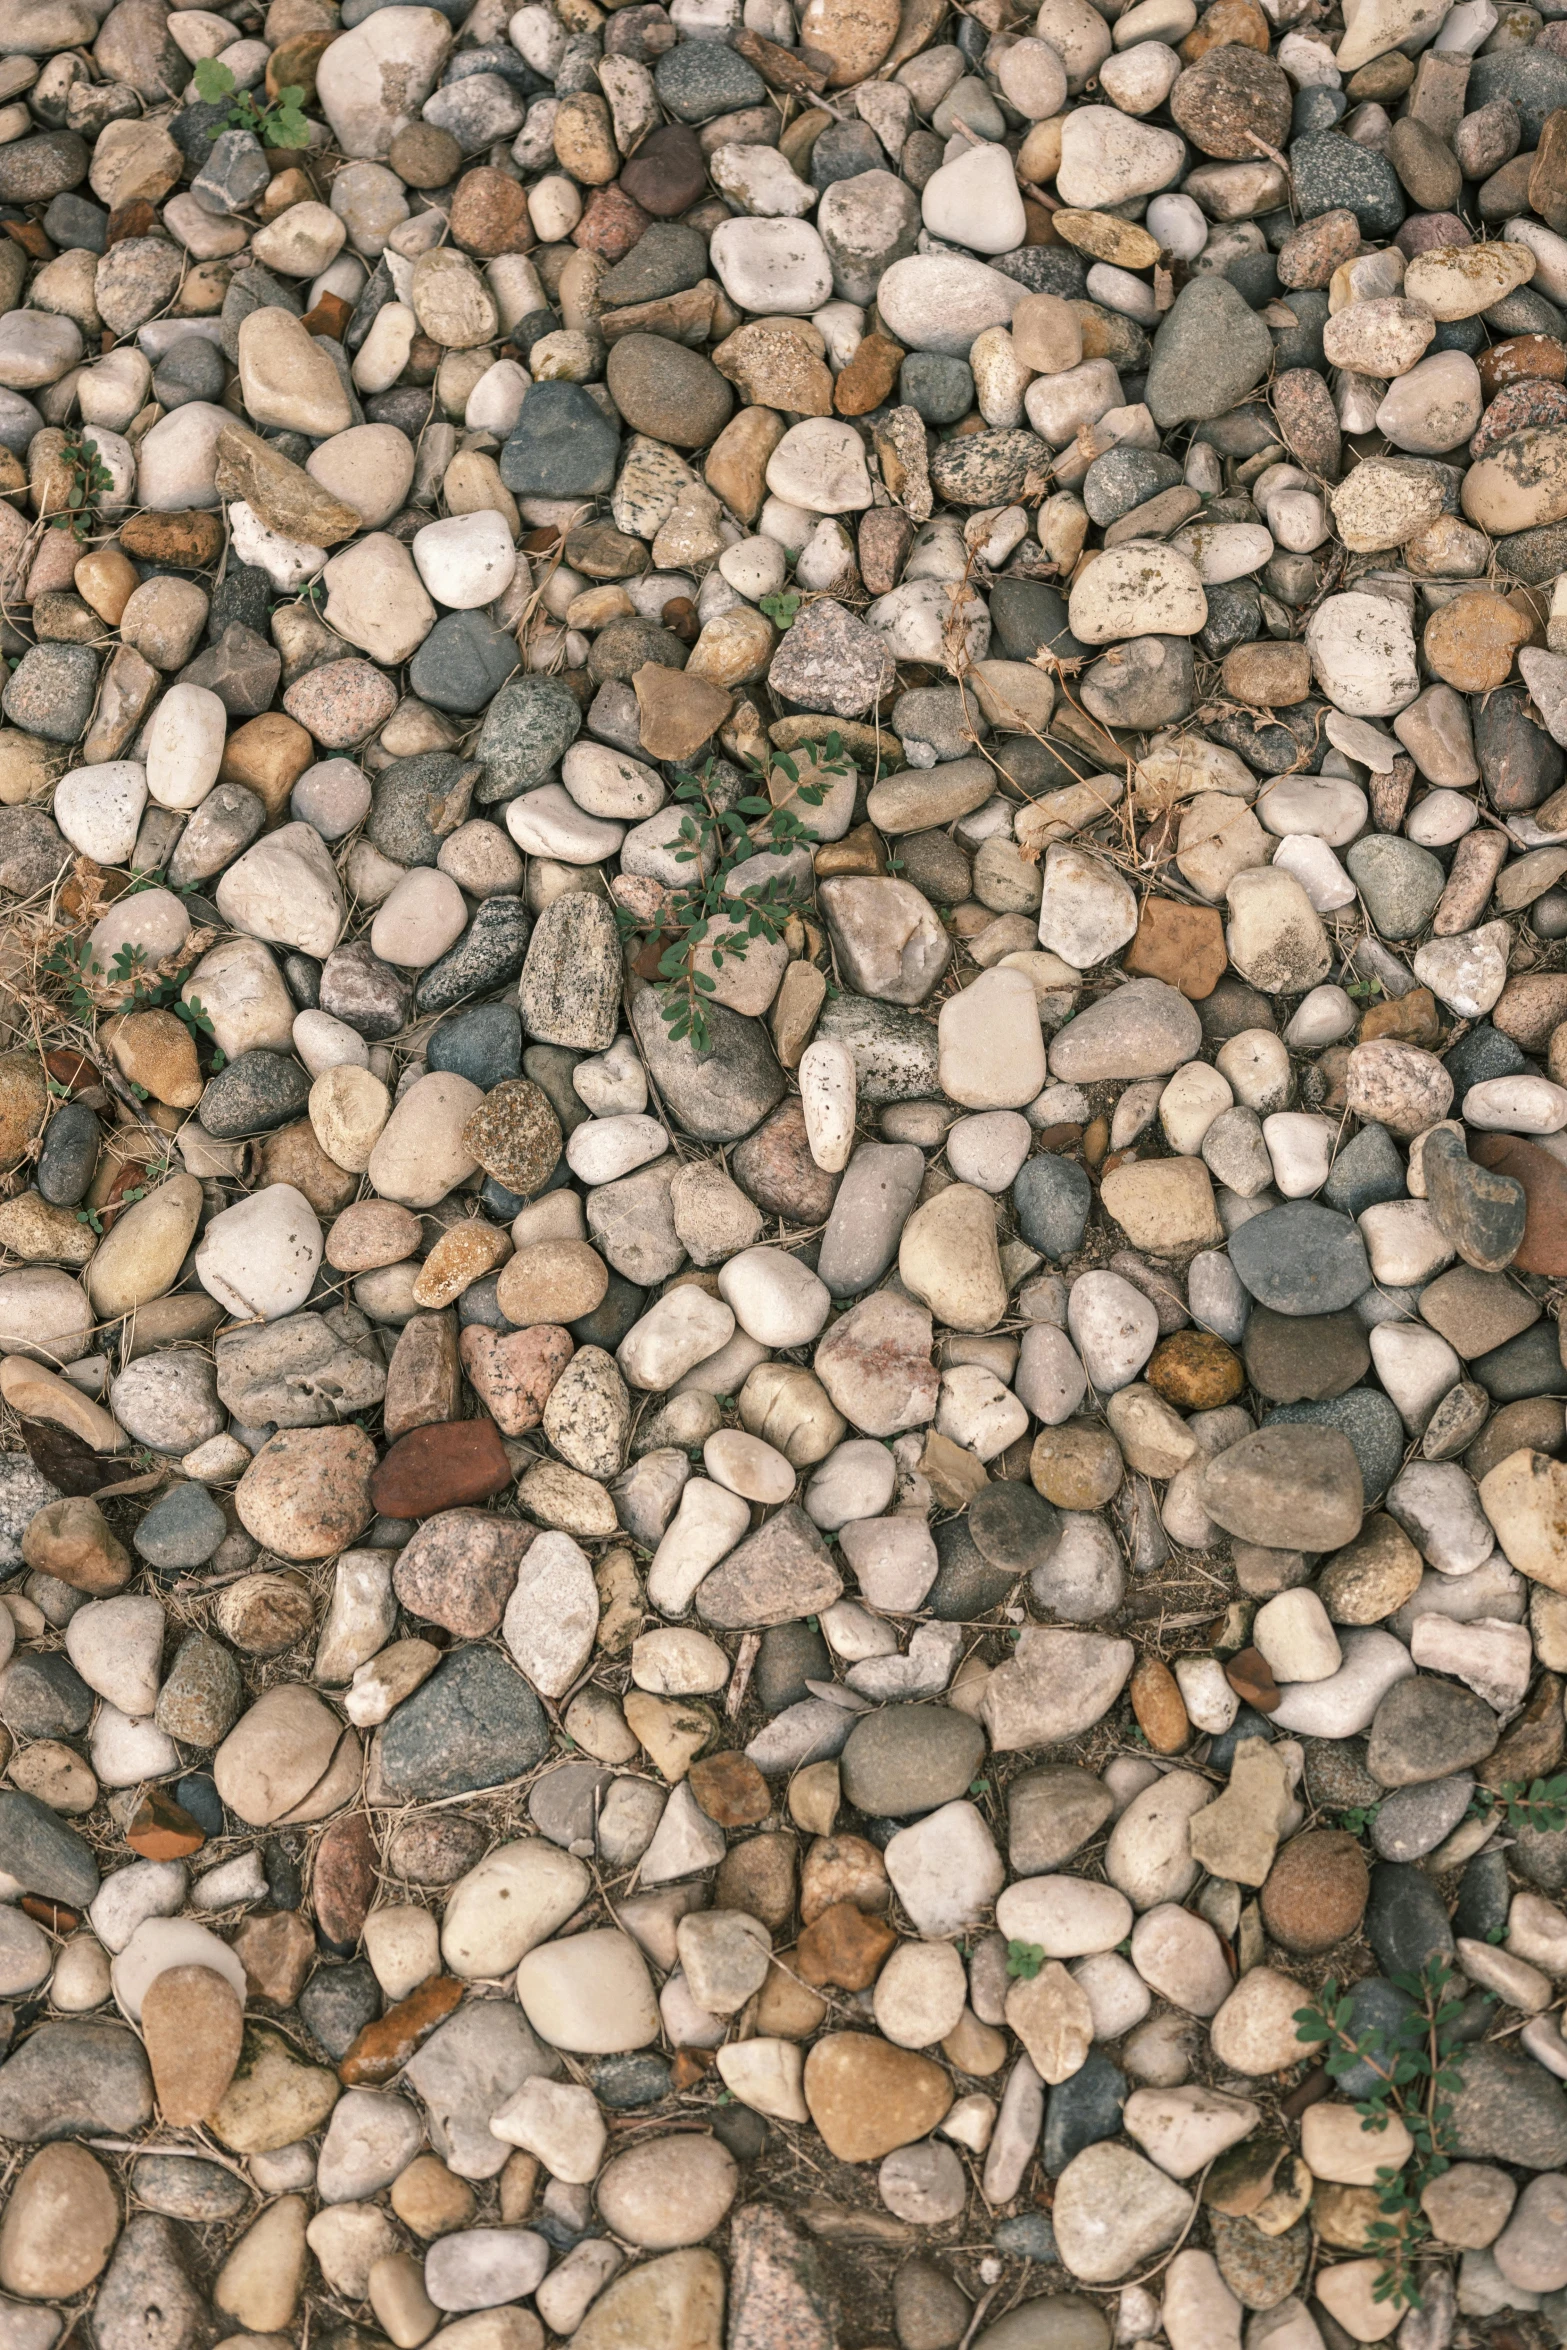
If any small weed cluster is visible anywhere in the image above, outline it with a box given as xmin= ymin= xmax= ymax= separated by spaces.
xmin=1005 ymin=1938 xmax=1045 ymax=1981
xmin=614 ymin=736 xmax=852 ymax=1056
xmin=193 ymin=57 xmax=310 ymax=149
xmin=1294 ymin=1958 xmax=1470 ymax=2311
xmin=50 ymin=429 xmax=116 ymax=544
xmin=42 ymin=936 xmax=220 ymax=1063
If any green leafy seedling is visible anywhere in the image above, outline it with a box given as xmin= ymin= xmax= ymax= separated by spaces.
xmin=193 ymin=56 xmax=311 ymax=150
xmin=613 ymin=732 xmax=850 ymax=1055
xmin=758 ymin=589 xmax=801 ymax=629
xmin=1294 ymin=1957 xmax=1469 ymax=2312
xmin=1005 ymin=1939 xmax=1045 ymax=1982
xmin=50 ymin=428 xmax=115 ymax=544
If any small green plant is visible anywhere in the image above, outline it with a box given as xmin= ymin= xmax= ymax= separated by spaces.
xmin=758 ymin=589 xmax=802 ymax=629
xmin=1338 ymin=1803 xmax=1381 ymax=1837
xmin=614 ymin=738 xmax=849 ymax=1055
xmin=49 ymin=428 xmax=115 ymax=544
xmin=1005 ymin=1939 xmax=1045 ymax=1982
xmin=968 ymin=1777 xmax=990 ymax=1798
xmin=42 ymin=937 xmax=224 ymax=1066
xmin=1470 ymin=1773 xmax=1567 ymax=1834
xmin=1345 ymin=976 xmax=1384 ymax=1003
xmin=193 ymin=56 xmax=310 ymax=149
xmin=1294 ymin=1958 xmax=1471 ymax=2311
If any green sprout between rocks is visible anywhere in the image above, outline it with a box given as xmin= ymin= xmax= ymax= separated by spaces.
xmin=41 ymin=938 xmax=222 ymax=1066
xmin=614 ymin=736 xmax=851 ymax=1056
xmin=758 ymin=589 xmax=801 ymax=629
xmin=1472 ymin=1772 xmax=1567 ymax=1834
xmin=1294 ymin=1957 xmax=1470 ymax=2312
xmin=49 ymin=428 xmax=116 ymax=544
xmin=193 ymin=57 xmax=311 ymax=149
xmin=1005 ymin=1938 xmax=1045 ymax=1981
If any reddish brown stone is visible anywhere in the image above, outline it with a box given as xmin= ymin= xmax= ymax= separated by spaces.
xmin=795 ymin=1899 xmax=898 ymax=1990
xmin=266 ymin=29 xmax=333 ymax=101
xmin=618 ymin=123 xmax=706 ymax=216
xmin=1122 ymin=898 xmax=1227 ymax=1000
xmin=1479 ymin=334 xmax=1567 ymax=398
xmin=1225 ymin=1646 xmax=1282 ymax=1713
xmin=730 ymin=1098 xmax=839 ymax=1224
xmin=1493 ymin=973 xmax=1567 ymax=1050
xmin=233 ymin=1910 xmax=316 ymax=2005
xmin=834 ymin=331 xmax=905 ymax=418
xmin=340 ymin=1973 xmax=466 ymax=2086
xmin=370 ymin=1418 xmax=513 ymax=1518
xmin=127 ymin=1789 xmax=206 ymax=1861
xmin=393 ymin=1507 xmax=533 ymax=1637
xmin=21 ymin=1897 xmax=78 ymax=1932
xmin=302 ymin=291 xmax=353 ymax=341
xmin=119 ymin=510 xmax=224 ymax=568
xmin=1473 ymin=1134 xmax=1567 ymax=1275
xmin=1147 ymin=1330 xmax=1244 ymax=1410
xmin=1477 ymin=1671 xmax=1564 ymax=1790
xmin=1471 ymin=378 xmax=1567 ymax=459
xmin=573 ymin=182 xmax=651 ymax=260
xmin=1130 ymin=1656 xmax=1190 ymax=1754
xmin=105 ymin=199 xmax=156 ymax=247
xmin=1179 ymin=0 xmax=1271 ymax=58
xmin=313 ymin=1810 xmax=378 ymax=1952
xmin=734 ymin=26 xmax=830 ymax=89
xmin=1260 ymin=1830 xmax=1369 ymax=1954
xmin=458 ymin=1325 xmax=574 ymax=1437
xmin=689 ymin=1750 xmax=773 ymax=1829
xmin=450 ymin=166 xmax=535 ymax=258
xmin=1358 ymin=985 xmax=1442 ymax=1046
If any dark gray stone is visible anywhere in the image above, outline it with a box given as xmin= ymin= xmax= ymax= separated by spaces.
xmin=0 ymin=1788 xmax=98 ymax=1904
xmin=1146 ymin=273 xmax=1275 ymax=429
xmin=36 ymin=1101 xmax=99 ymax=1207
xmin=0 ymin=2018 xmax=150 ymax=2140
xmin=197 ymin=1048 xmax=312 ymax=1137
xmin=474 ymin=673 xmax=582 ymax=804
xmin=1291 ymin=126 xmax=1404 ymax=234
xmin=409 ymin=611 xmax=519 ymax=715
xmin=654 ymin=38 xmax=765 ymax=119
xmin=299 ymin=1958 xmax=381 ymax=2058
xmin=1364 ymin=1862 xmax=1455 ymax=1981
xmin=0 ymin=1651 xmax=91 ymax=1738
xmin=416 ymin=894 xmax=533 ymax=1015
xmin=2 ymin=644 xmax=98 ymax=743
xmin=132 ymin=1480 xmax=228 ymax=1570
xmin=839 ymin=1703 xmax=986 ymax=1816
xmin=1229 ymin=1202 xmax=1371 ymax=1315
xmin=428 ymin=1002 xmax=523 ymax=1088
xmin=1322 ymin=1122 xmax=1406 ymax=1218
xmin=376 ymin=1644 xmax=550 ymax=1800
xmin=498 ymin=381 xmax=619 ymax=498
xmin=1041 ymin=2052 xmax=1126 ymax=2175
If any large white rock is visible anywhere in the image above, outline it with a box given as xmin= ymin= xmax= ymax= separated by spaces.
xmin=708 ymin=217 xmax=833 ymax=315
xmin=53 ymin=761 xmax=147 ymax=865
xmin=195 ymin=1185 xmax=324 ymax=1320
xmin=316 ymin=5 xmax=454 ymax=158
xmin=145 ymin=683 xmax=227 ymax=813
xmin=1305 ymin=592 xmax=1421 ymax=717
xmin=411 ymin=508 xmax=517 ymax=609
xmin=1068 ymin=544 xmax=1207 ymax=643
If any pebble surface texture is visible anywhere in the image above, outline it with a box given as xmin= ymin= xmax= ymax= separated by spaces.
xmin=16 ymin=0 xmax=1567 ymax=2341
